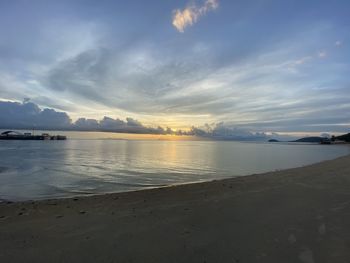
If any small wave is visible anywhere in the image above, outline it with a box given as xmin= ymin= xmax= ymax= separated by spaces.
xmin=64 ymin=189 xmax=95 ymax=195
xmin=40 ymin=181 xmax=167 ymax=199
xmin=108 ymin=182 xmax=167 ymax=188
xmin=39 ymin=184 xmax=96 ymax=196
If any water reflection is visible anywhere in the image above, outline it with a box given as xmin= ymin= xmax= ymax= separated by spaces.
xmin=0 ymin=138 xmax=349 ymax=201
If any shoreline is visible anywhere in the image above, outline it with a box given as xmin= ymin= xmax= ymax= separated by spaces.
xmin=1 ymin=154 xmax=350 ymax=262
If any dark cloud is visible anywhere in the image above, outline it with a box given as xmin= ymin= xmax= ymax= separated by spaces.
xmin=74 ymin=118 xmax=99 ymax=130
xmin=96 ymin=117 xmax=174 ymax=134
xmin=0 ymin=101 xmax=176 ymax=135
xmin=188 ymin=122 xmax=269 ymax=141
xmin=0 ymin=100 xmax=71 ymax=129
xmin=99 ymin=117 xmax=126 ymax=131
xmin=1 ymin=100 xmax=347 ymax=139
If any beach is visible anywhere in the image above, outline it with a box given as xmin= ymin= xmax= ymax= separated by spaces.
xmin=0 ymin=154 xmax=350 ymax=263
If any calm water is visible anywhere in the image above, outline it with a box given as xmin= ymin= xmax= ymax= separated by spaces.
xmin=0 ymin=132 xmax=349 ymax=201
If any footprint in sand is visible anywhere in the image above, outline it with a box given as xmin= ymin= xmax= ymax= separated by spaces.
xmin=288 ymin=233 xmax=297 ymax=244
xmin=299 ymin=248 xmax=314 ymax=263
xmin=318 ymin=223 xmax=326 ymax=235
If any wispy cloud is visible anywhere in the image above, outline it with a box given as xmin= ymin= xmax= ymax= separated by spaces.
xmin=335 ymin=40 xmax=342 ymax=47
xmin=318 ymin=50 xmax=327 ymax=58
xmin=172 ymin=0 xmax=219 ymax=33
xmin=294 ymin=56 xmax=313 ymax=65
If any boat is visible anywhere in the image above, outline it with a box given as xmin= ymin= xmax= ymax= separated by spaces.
xmin=0 ymin=131 xmax=67 ymax=140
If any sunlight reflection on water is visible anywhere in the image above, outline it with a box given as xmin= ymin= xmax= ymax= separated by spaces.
xmin=0 ymin=134 xmax=349 ymax=201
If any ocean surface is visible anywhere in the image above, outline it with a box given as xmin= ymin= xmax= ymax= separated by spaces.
xmin=0 ymin=131 xmax=349 ymax=201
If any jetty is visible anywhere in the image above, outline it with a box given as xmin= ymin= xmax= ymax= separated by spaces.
xmin=0 ymin=131 xmax=66 ymax=140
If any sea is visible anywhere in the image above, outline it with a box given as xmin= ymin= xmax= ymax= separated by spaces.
xmin=0 ymin=130 xmax=349 ymax=201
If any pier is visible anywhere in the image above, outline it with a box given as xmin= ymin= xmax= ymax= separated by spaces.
xmin=0 ymin=131 xmax=67 ymax=140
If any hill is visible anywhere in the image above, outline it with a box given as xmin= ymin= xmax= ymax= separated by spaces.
xmin=335 ymin=133 xmax=350 ymax=142
xmin=293 ymin=137 xmax=324 ymax=143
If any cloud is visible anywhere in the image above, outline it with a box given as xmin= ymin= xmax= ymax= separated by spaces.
xmin=335 ymin=41 xmax=342 ymax=47
xmin=318 ymin=50 xmax=327 ymax=58
xmin=187 ymin=122 xmax=269 ymax=141
xmin=43 ymin=47 xmax=216 ymax=115
xmin=74 ymin=118 xmax=99 ymax=130
xmin=40 ymin=42 xmax=350 ymax=134
xmin=294 ymin=56 xmax=313 ymax=65
xmin=1 ymin=1 xmax=349 ymax=134
xmin=0 ymin=100 xmax=71 ymax=129
xmin=90 ymin=116 xmax=174 ymax=134
xmin=172 ymin=0 xmax=219 ymax=32
xmin=45 ymin=49 xmax=109 ymax=92
xmin=0 ymin=100 xmax=179 ymax=135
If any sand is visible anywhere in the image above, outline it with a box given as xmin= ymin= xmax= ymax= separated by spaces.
xmin=1 ymin=154 xmax=350 ymax=263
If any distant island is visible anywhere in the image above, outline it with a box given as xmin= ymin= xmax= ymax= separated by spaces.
xmin=336 ymin=133 xmax=350 ymax=142
xmin=294 ymin=137 xmax=326 ymax=143
xmin=269 ymin=133 xmax=350 ymax=144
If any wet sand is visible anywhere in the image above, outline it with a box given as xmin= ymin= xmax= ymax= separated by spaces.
xmin=1 ymin=154 xmax=350 ymax=263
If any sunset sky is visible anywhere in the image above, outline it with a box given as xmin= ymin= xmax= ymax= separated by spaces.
xmin=0 ymin=0 xmax=349 ymax=133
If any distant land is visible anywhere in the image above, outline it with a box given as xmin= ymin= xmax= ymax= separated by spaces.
xmin=336 ymin=133 xmax=350 ymax=142
xmin=269 ymin=133 xmax=350 ymax=143
xmin=294 ymin=137 xmax=325 ymax=143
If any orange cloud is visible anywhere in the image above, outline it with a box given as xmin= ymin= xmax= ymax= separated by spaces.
xmin=172 ymin=0 xmax=219 ymax=33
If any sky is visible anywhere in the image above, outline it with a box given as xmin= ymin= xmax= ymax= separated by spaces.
xmin=0 ymin=0 xmax=349 ymax=135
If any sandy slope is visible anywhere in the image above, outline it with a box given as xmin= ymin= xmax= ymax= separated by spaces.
xmin=1 ymin=154 xmax=350 ymax=263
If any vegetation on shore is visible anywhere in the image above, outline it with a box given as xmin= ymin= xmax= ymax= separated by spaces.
xmin=269 ymin=133 xmax=350 ymax=143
